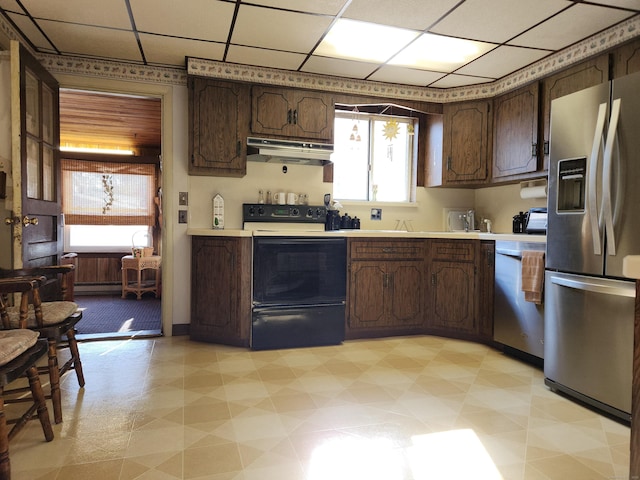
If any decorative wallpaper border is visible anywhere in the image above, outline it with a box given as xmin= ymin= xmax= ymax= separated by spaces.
xmin=1 ymin=11 xmax=639 ymax=99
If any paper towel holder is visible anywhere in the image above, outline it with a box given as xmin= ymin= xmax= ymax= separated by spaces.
xmin=520 ymin=178 xmax=547 ymax=199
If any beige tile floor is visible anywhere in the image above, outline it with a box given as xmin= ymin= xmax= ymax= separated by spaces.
xmin=6 ymin=335 xmax=630 ymax=479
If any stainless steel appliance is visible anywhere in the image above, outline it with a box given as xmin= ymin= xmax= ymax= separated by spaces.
xmin=494 ymin=240 xmax=545 ymax=363
xmin=243 ymin=204 xmax=346 ymax=351
xmin=545 ymin=71 xmax=640 ymax=421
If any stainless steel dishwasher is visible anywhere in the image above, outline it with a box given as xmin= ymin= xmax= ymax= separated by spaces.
xmin=493 ymin=240 xmax=546 ymax=362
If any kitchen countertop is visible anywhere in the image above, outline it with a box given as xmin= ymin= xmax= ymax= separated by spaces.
xmin=623 ymin=256 xmax=640 ymax=279
xmin=187 ymin=228 xmax=546 ymax=243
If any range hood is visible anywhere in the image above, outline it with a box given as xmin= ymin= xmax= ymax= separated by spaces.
xmin=247 ymin=137 xmax=333 ymax=166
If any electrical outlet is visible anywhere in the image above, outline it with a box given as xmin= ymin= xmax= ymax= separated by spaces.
xmin=371 ymin=208 xmax=382 ymax=221
xmin=178 ymin=191 xmax=188 ymax=206
xmin=178 ymin=210 xmax=187 ymax=224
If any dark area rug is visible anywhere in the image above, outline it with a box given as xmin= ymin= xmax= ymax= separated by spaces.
xmin=74 ymin=294 xmax=161 ymax=335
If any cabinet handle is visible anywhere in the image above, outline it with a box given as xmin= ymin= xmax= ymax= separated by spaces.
xmin=531 ymin=143 xmax=537 ymax=157
xmin=431 ymin=273 xmax=437 ymax=286
xmin=382 ymin=247 xmax=394 ymax=253
xmin=446 ymin=156 xmax=451 ymax=171
xmin=486 ymin=249 xmax=493 ymax=267
xmin=287 ymin=109 xmax=292 ymax=124
xmin=293 ymin=109 xmax=298 ymax=125
xmin=544 ymin=141 xmax=549 ymax=155
xmin=237 ymin=140 xmax=241 ymax=156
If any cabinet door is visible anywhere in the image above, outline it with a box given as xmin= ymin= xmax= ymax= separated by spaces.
xmin=541 ymin=54 xmax=609 ymax=170
xmin=188 ymin=77 xmax=250 ymax=177
xmin=348 ymin=261 xmax=387 ymax=329
xmin=429 ymin=260 xmax=476 ymax=334
xmin=251 ymin=86 xmax=334 ymax=141
xmin=492 ymin=83 xmax=540 ymax=180
xmin=387 ymin=262 xmax=424 ymax=327
xmin=190 ymin=237 xmax=250 ymax=346
xmin=442 ymin=100 xmax=491 ymax=184
xmin=478 ymin=241 xmax=495 ymax=339
xmin=612 ymin=37 xmax=640 ymax=79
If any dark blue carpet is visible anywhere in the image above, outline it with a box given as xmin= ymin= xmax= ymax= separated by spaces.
xmin=74 ymin=295 xmax=161 ymax=335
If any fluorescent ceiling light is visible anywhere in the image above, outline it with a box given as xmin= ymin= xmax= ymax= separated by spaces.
xmin=389 ymin=33 xmax=496 ymax=71
xmin=315 ymin=19 xmax=419 ymax=63
xmin=60 ymin=146 xmax=134 ymax=155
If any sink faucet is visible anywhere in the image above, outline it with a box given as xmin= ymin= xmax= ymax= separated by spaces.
xmin=459 ymin=210 xmax=475 ymax=232
xmin=459 ymin=213 xmax=470 ymax=232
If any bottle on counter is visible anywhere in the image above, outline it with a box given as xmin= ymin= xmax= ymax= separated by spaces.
xmin=213 ymin=193 xmax=224 ymax=229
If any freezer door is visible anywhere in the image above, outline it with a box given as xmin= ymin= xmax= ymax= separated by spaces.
xmin=547 ymin=82 xmax=609 ymax=275
xmin=605 ymin=71 xmax=640 ymax=277
xmin=544 ymin=271 xmax=634 ymax=416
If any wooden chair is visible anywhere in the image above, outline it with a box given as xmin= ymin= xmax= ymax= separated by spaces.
xmin=0 ymin=268 xmax=85 ymax=424
xmin=0 ymin=322 xmax=54 ymax=480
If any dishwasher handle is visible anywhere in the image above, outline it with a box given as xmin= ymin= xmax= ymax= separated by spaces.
xmin=549 ymin=275 xmax=635 ymax=298
xmin=495 ymin=248 xmax=522 ymax=259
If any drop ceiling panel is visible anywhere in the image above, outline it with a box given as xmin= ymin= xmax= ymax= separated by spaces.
xmin=130 ymin=0 xmax=235 ymax=42
xmin=301 ymin=55 xmax=379 ymax=79
xmin=226 ymin=45 xmax=307 ymax=71
xmin=368 ymin=65 xmax=446 ymax=86
xmin=456 ymin=45 xmax=552 ymax=78
xmin=39 ymin=20 xmax=142 ymax=62
xmin=139 ymin=34 xmax=225 ymax=67
xmin=247 ymin=0 xmax=347 ymax=15
xmin=0 ymin=0 xmax=21 ymax=12
xmin=20 ymin=0 xmax=131 ymax=29
xmin=430 ymin=74 xmax=493 ymax=88
xmin=6 ymin=12 xmax=54 ymax=50
xmin=343 ymin=0 xmax=461 ymax=31
xmin=232 ymin=5 xmax=333 ymax=52
xmin=509 ymin=4 xmax=636 ymax=50
xmin=430 ymin=0 xmax=571 ymax=44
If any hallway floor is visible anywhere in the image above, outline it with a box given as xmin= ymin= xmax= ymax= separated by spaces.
xmin=7 ymin=335 xmax=630 ymax=479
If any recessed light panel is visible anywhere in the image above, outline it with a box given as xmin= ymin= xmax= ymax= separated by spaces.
xmin=315 ymin=18 xmax=419 ymax=63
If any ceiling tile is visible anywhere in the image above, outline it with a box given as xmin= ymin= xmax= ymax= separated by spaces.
xmin=456 ymin=45 xmax=551 ymax=78
xmin=7 ymin=12 xmax=54 ymax=50
xmin=509 ymin=3 xmax=636 ymax=50
xmin=430 ymin=0 xmax=571 ymax=43
xmin=226 ymin=45 xmax=307 ymax=71
xmin=245 ymin=0 xmax=348 ymax=15
xmin=0 ymin=0 xmax=21 ymax=12
xmin=590 ymin=0 xmax=640 ymax=9
xmin=232 ymin=5 xmax=333 ymax=52
xmin=343 ymin=0 xmax=461 ymax=31
xmin=130 ymin=0 xmax=235 ymax=42
xmin=430 ymin=74 xmax=493 ymax=88
xmin=368 ymin=65 xmax=446 ymax=86
xmin=301 ymin=55 xmax=379 ymax=79
xmin=39 ymin=20 xmax=142 ymax=62
xmin=20 ymin=0 xmax=131 ymax=29
xmin=139 ymin=34 xmax=225 ymax=67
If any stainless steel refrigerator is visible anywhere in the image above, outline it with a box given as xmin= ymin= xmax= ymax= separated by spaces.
xmin=545 ymin=71 xmax=640 ymax=422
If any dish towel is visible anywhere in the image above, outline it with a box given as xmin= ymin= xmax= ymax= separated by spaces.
xmin=521 ymin=250 xmax=545 ymax=304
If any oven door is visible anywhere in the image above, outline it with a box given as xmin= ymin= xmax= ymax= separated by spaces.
xmin=252 ymin=237 xmax=347 ymax=306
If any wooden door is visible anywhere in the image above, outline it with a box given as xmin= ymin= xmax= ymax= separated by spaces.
xmin=348 ymin=261 xmax=387 ymax=329
xmin=10 ymin=41 xmax=62 ymax=269
xmin=492 ymin=83 xmax=540 ymax=179
xmin=188 ymin=77 xmax=249 ymax=177
xmin=612 ymin=37 xmax=640 ymax=79
xmin=290 ymin=90 xmax=333 ymax=140
xmin=387 ymin=262 xmax=424 ymax=327
xmin=442 ymin=100 xmax=491 ymax=184
xmin=429 ymin=260 xmax=476 ymax=334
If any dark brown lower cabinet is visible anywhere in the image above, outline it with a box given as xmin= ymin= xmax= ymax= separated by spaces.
xmin=190 ymin=236 xmax=251 ymax=346
xmin=426 ymin=240 xmax=478 ymax=336
xmin=347 ymin=239 xmax=426 ymax=339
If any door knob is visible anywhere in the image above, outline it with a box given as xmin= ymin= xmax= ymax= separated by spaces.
xmin=22 ymin=216 xmax=38 ymax=227
xmin=4 ymin=216 xmax=19 ymax=225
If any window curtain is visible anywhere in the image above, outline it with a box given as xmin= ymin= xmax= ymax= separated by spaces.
xmin=61 ymin=159 xmax=156 ymax=226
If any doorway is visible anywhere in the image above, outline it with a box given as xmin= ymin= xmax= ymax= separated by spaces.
xmin=59 ymin=89 xmax=163 ymax=338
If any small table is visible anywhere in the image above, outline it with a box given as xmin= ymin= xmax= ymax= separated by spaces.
xmin=121 ymin=255 xmax=161 ymax=300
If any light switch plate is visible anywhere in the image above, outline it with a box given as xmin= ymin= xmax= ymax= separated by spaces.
xmin=179 ymin=192 xmax=188 ymax=206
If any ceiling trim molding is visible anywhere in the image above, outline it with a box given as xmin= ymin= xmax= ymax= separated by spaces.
xmin=1 ymin=10 xmax=638 ymax=98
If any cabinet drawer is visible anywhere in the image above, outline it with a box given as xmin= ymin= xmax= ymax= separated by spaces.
xmin=349 ymin=240 xmax=426 ymax=260
xmin=429 ymin=240 xmax=475 ymax=262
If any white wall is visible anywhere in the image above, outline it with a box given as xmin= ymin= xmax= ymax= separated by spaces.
xmin=474 ymin=182 xmax=548 ymax=233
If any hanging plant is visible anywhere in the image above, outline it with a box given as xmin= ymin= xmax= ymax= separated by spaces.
xmin=102 ymin=174 xmax=114 ymax=214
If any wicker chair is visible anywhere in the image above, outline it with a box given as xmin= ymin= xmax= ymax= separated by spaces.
xmin=0 ymin=267 xmax=85 ymax=424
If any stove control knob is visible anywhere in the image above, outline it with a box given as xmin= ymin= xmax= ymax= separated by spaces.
xmin=306 ymin=208 xmax=313 ymax=217
xmin=247 ymin=206 xmax=255 ymax=216
xmin=316 ymin=208 xmax=322 ymax=217
xmin=291 ymin=208 xmax=300 ymax=216
xmin=257 ymin=206 xmax=265 ymax=216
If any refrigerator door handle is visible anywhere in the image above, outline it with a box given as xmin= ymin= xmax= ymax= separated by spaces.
xmin=549 ymin=275 xmax=635 ymax=298
xmin=602 ymin=98 xmax=621 ymax=256
xmin=587 ymin=103 xmax=607 ymax=255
